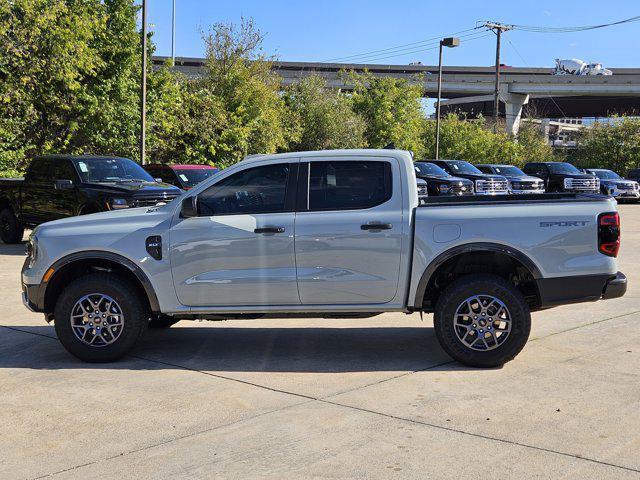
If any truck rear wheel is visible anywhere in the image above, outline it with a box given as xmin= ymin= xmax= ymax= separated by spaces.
xmin=0 ymin=207 xmax=24 ymax=244
xmin=433 ymin=274 xmax=531 ymax=368
xmin=53 ymin=273 xmax=148 ymax=362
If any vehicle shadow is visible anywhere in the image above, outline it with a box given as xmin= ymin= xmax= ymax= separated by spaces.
xmin=0 ymin=324 xmax=469 ymax=373
xmin=0 ymin=241 xmax=27 ymax=256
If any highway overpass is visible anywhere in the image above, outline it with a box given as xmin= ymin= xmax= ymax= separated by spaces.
xmin=154 ymin=56 xmax=640 ymax=134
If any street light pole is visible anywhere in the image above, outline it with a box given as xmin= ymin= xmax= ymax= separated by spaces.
xmin=140 ymin=0 xmax=147 ymax=165
xmin=435 ymin=37 xmax=459 ymax=160
xmin=171 ymin=0 xmax=176 ymax=64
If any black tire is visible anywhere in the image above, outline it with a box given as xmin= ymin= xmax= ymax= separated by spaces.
xmin=53 ymin=273 xmax=148 ymax=362
xmin=148 ymin=315 xmax=180 ymax=328
xmin=433 ymin=274 xmax=531 ymax=368
xmin=0 ymin=207 xmax=24 ymax=244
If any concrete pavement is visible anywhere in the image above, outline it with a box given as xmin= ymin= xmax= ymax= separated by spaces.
xmin=1 ymin=205 xmax=639 ymax=479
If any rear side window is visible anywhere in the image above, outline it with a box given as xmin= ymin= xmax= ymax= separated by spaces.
xmin=197 ymin=163 xmax=290 ymax=216
xmin=308 ymin=161 xmax=392 ymax=211
xmin=27 ymin=158 xmax=52 ymax=183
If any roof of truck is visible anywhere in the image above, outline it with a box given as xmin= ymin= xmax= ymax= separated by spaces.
xmin=239 ymin=149 xmax=413 ymax=165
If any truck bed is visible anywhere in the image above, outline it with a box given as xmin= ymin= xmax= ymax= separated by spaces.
xmin=419 ymin=192 xmax=608 ymax=207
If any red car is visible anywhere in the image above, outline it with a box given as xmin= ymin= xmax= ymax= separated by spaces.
xmin=145 ymin=164 xmax=218 ymax=190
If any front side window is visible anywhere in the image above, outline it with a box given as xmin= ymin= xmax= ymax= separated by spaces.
xmin=52 ymin=160 xmax=78 ymax=181
xmin=309 ymin=160 xmax=392 ymax=211
xmin=197 ymin=163 xmax=290 ymax=216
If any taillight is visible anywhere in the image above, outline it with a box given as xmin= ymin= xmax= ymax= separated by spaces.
xmin=598 ymin=212 xmax=620 ymax=257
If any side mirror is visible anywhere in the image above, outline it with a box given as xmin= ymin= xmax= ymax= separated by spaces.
xmin=55 ymin=179 xmax=74 ymax=190
xmin=180 ymin=196 xmax=198 ymax=218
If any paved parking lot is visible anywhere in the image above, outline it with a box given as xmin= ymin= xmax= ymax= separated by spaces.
xmin=1 ymin=205 xmax=639 ymax=480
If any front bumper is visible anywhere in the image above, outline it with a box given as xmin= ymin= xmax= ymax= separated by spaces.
xmin=21 ymin=282 xmax=46 ymax=313
xmin=536 ymin=271 xmax=626 ymax=308
xmin=607 ymin=188 xmax=640 ymax=199
xmin=511 ymin=189 xmax=545 ymax=195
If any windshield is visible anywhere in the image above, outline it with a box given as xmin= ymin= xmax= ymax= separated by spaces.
xmin=444 ymin=160 xmax=483 ymax=175
xmin=493 ymin=166 xmax=525 ymax=176
xmin=72 ymin=158 xmax=154 ymax=183
xmin=174 ymin=168 xmax=218 ymax=187
xmin=590 ymin=170 xmax=620 ymax=180
xmin=414 ymin=162 xmax=450 ymax=177
xmin=547 ymin=163 xmax=582 ymax=175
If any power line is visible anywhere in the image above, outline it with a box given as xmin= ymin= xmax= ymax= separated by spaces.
xmin=510 ymin=14 xmax=640 ymax=33
xmin=343 ymin=32 xmax=491 ymax=64
xmin=322 ymin=27 xmax=480 ymax=63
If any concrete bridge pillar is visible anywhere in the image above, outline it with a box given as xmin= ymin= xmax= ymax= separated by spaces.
xmin=499 ymin=85 xmax=529 ymax=136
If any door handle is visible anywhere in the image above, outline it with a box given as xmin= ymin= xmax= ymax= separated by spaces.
xmin=254 ymin=226 xmax=285 ymax=234
xmin=360 ymin=223 xmax=392 ymax=231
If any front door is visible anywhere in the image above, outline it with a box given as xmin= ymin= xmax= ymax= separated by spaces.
xmin=170 ymin=160 xmax=300 ymax=307
xmin=294 ymin=158 xmax=404 ymax=305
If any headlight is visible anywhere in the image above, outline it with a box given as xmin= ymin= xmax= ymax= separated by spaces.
xmin=635 ymin=183 xmax=639 ymax=190
xmin=26 ymin=234 xmax=37 ymax=268
xmin=437 ymin=184 xmax=451 ymax=193
xmin=563 ymin=178 xmax=572 ymax=188
xmin=110 ymin=198 xmax=130 ymax=210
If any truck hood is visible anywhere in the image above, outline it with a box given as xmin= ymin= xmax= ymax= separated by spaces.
xmin=502 ymin=174 xmax=543 ymax=182
xmin=83 ymin=181 xmax=182 ymax=196
xmin=453 ymin=173 xmax=507 ymax=182
xmin=599 ymin=179 xmax=637 ymax=187
xmin=415 ymin=174 xmax=473 ymax=185
xmin=35 ymin=203 xmax=176 ymax=236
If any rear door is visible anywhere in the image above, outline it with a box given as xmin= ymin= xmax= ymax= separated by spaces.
xmin=170 ymin=160 xmax=300 ymax=307
xmin=21 ymin=158 xmax=54 ymax=224
xmin=294 ymin=157 xmax=404 ymax=305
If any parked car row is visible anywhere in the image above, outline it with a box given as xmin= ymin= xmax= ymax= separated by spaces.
xmin=414 ymin=159 xmax=640 ymax=201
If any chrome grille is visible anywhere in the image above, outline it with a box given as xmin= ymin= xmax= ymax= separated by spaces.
xmin=475 ymin=179 xmax=509 ymax=194
xmin=131 ymin=193 xmax=180 ymax=207
xmin=512 ymin=180 xmax=544 ymax=191
xmin=617 ymin=183 xmax=636 ymax=191
xmin=565 ymin=178 xmax=599 ymax=191
xmin=449 ymin=184 xmax=474 ymax=195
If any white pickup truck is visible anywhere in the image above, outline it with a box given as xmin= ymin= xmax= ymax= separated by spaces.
xmin=21 ymin=149 xmax=626 ymax=367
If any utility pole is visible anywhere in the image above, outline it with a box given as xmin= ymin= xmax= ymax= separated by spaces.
xmin=140 ymin=0 xmax=147 ymax=165
xmin=171 ymin=0 xmax=176 ymax=64
xmin=484 ymin=22 xmax=512 ymax=132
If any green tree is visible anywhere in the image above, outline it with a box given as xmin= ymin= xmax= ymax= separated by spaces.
xmin=284 ymin=75 xmax=365 ymax=151
xmin=349 ymin=72 xmax=426 ymax=157
xmin=195 ymin=18 xmax=293 ymax=167
xmin=575 ymin=117 xmax=640 ymax=173
xmin=421 ymin=114 xmax=556 ymax=166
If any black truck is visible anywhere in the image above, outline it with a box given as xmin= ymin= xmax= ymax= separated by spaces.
xmin=428 ymin=159 xmax=509 ymax=195
xmin=0 ymin=155 xmax=182 ymax=243
xmin=413 ymin=161 xmax=474 ymax=196
xmin=523 ymin=162 xmax=599 ymax=194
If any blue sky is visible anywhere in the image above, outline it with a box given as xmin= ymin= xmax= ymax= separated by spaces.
xmin=147 ymin=1 xmax=639 ymax=68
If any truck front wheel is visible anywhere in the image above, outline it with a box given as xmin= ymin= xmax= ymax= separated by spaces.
xmin=0 ymin=207 xmax=24 ymax=244
xmin=433 ymin=274 xmax=531 ymax=368
xmin=53 ymin=273 xmax=148 ymax=362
